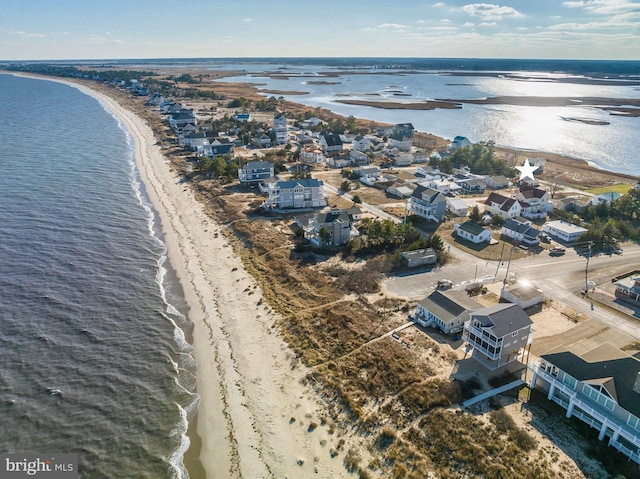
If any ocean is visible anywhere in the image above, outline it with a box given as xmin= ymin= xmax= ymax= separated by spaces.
xmin=0 ymin=74 xmax=197 ymax=478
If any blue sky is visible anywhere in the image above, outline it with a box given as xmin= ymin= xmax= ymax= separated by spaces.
xmin=2 ymin=0 xmax=639 ymax=60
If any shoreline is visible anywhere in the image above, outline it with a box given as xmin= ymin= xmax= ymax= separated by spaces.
xmin=12 ymin=73 xmax=352 ymax=478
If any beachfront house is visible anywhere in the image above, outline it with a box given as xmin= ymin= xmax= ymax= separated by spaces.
xmin=263 ymin=178 xmax=327 ymax=210
xmin=463 ymin=303 xmax=533 ymax=369
xmin=407 ymin=186 xmax=447 ymax=223
xmin=454 ymin=221 xmax=492 ymax=244
xmin=238 ymin=161 xmax=274 ymax=186
xmin=304 ymin=208 xmax=361 ymax=247
xmin=413 ymin=289 xmax=483 ymax=334
xmin=529 ymin=343 xmax=640 ymax=465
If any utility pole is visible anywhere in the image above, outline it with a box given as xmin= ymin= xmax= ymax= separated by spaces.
xmin=584 ymin=240 xmax=594 ymax=295
xmin=495 ymin=242 xmax=506 ymax=278
xmin=502 ymin=245 xmax=515 ymax=290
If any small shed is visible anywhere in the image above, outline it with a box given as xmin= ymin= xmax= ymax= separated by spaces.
xmin=500 ymin=283 xmax=544 ymax=309
xmin=401 ymin=248 xmax=437 ymax=268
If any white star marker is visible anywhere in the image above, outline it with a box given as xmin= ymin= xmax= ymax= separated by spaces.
xmin=516 ymin=159 xmax=539 ymax=182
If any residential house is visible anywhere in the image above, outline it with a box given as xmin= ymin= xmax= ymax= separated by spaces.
xmin=485 ymin=175 xmax=510 ymax=189
xmin=184 ymin=132 xmax=209 ymax=151
xmin=501 ymin=217 xmax=541 ymax=246
xmin=463 ymin=303 xmax=533 ymax=369
xmin=389 ymin=123 xmax=414 ymax=151
xmin=352 ymin=135 xmax=372 ymax=152
xmin=590 ymin=192 xmax=622 ymax=206
xmin=319 ymin=132 xmax=344 ymax=153
xmin=430 ymin=178 xmax=461 ymax=196
xmin=263 ymin=178 xmax=327 ymax=209
xmin=613 ymin=275 xmax=640 ymax=307
xmin=392 ymin=153 xmax=413 ymax=167
xmin=167 ymin=109 xmax=196 ymax=132
xmin=454 ymin=221 xmax=492 ymax=244
xmin=529 ymin=157 xmax=546 ymax=173
xmin=458 ymin=178 xmax=486 ymax=194
xmin=484 ymin=192 xmax=524 ymax=220
xmin=202 ymin=142 xmax=234 ymax=158
xmin=408 ymin=186 xmax=447 ymax=223
xmin=352 ymin=166 xmax=381 ymax=181
xmin=300 ymin=144 xmax=326 ymax=164
xmin=446 ymin=198 xmax=469 ymax=217
xmin=401 ymin=248 xmax=438 ymax=268
xmin=305 ymin=208 xmax=361 ymax=247
xmin=451 ymin=135 xmax=472 ymax=150
xmin=556 ymin=196 xmax=589 ymax=213
xmin=238 ymin=161 xmax=274 ymax=186
xmin=413 ymin=289 xmax=483 ymax=334
xmin=542 ymin=220 xmax=588 ymax=243
xmin=236 ymin=113 xmax=251 ymax=122
xmin=300 ymin=117 xmax=324 ymax=128
xmin=328 ymin=156 xmax=352 ymax=168
xmin=272 ymin=113 xmax=288 ymax=145
xmin=411 ymin=150 xmax=429 ymax=164
xmin=517 ymin=186 xmax=552 ymax=219
xmin=252 ymin=134 xmax=272 ymax=148
xmin=349 ymin=149 xmax=369 ymax=165
xmin=529 ymin=343 xmax=640 ymax=465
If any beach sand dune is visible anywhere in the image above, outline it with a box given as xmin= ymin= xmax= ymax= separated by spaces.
xmin=56 ymin=80 xmax=350 ymax=478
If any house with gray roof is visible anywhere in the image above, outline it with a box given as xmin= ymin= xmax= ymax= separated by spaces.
xmin=407 ymin=186 xmax=447 ymax=223
xmin=401 ymin=248 xmax=437 ymax=268
xmin=529 ymin=343 xmax=640 ymax=465
xmin=263 ymin=178 xmax=327 ymax=210
xmin=454 ymin=221 xmax=492 ymax=244
xmin=304 ymin=208 xmax=361 ymax=247
xmin=614 ymin=275 xmax=640 ymax=307
xmin=413 ymin=289 xmax=483 ymax=334
xmin=463 ymin=303 xmax=533 ymax=369
xmin=238 ymin=161 xmax=274 ymax=186
xmin=501 ymin=217 xmax=541 ymax=246
xmin=319 ymin=132 xmax=344 ymax=153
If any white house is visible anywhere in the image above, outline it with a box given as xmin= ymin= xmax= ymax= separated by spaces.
xmin=484 ymin=192 xmax=524 ymax=219
xmin=500 ymin=283 xmax=544 ymax=309
xmin=319 ymin=132 xmax=344 ymax=153
xmin=542 ymin=220 xmax=588 ymax=243
xmin=352 ymin=135 xmax=372 ymax=152
xmin=300 ymin=144 xmax=326 ymax=164
xmin=463 ymin=303 xmax=533 ymax=369
xmin=454 ymin=221 xmax=492 ymax=244
xmin=305 ymin=208 xmax=361 ymax=247
xmin=517 ymin=186 xmax=552 ymax=219
xmin=529 ymin=342 xmax=640 ymax=465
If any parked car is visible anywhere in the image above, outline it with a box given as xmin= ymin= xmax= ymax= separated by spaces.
xmin=549 ymin=247 xmax=566 ymax=256
xmin=540 ymin=233 xmax=552 ymax=243
xmin=436 ymin=279 xmax=453 ymax=290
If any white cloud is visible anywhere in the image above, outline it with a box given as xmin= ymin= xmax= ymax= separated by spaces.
xmin=460 ymin=3 xmax=524 ymax=21
xmin=480 ymin=21 xmax=498 ymax=26
xmin=243 ymin=18 xmax=253 ymax=22
xmin=563 ymin=0 xmax=640 ymax=14
xmin=463 ymin=22 xmax=475 ymax=27
xmin=440 ymin=18 xmax=452 ymax=23
xmin=10 ymin=30 xmax=46 ymax=38
xmin=433 ymin=2 xmax=445 ymax=7
xmin=378 ymin=23 xmax=408 ymax=29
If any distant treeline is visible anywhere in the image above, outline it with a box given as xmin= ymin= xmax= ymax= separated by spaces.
xmin=4 ymin=63 xmax=155 ymax=82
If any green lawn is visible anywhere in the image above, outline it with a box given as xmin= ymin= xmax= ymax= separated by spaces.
xmin=586 ymin=184 xmax=633 ymax=195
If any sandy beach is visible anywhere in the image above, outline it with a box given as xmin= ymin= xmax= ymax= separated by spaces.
xmin=28 ymin=76 xmax=353 ymax=478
